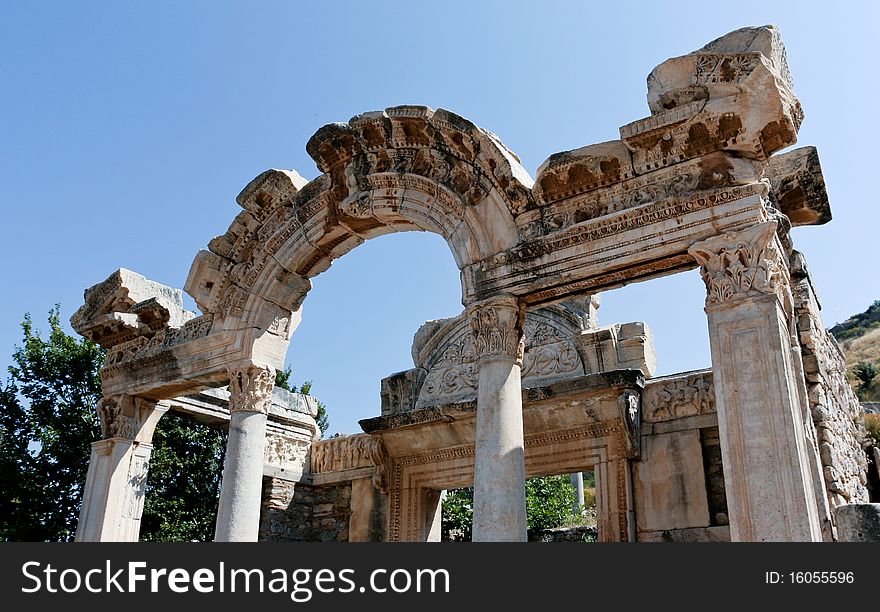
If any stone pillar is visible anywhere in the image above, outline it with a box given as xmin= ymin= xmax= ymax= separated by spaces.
xmin=571 ymin=472 xmax=585 ymax=515
xmin=468 ymin=295 xmax=527 ymax=542
xmin=690 ymin=221 xmax=822 ymax=541
xmin=215 ymin=364 xmax=275 ymax=542
xmin=76 ymin=396 xmax=167 ymax=542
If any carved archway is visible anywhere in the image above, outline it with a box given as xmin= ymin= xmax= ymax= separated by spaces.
xmin=179 ymin=105 xmax=534 ymax=383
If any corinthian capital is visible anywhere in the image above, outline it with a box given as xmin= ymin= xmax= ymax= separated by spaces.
xmin=465 ymin=295 xmax=525 ymax=364
xmin=227 ymin=365 xmax=275 ymax=415
xmin=688 ymin=221 xmax=791 ymax=309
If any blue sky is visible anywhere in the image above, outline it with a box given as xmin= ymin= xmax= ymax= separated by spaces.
xmin=2 ymin=1 xmax=877 ymax=436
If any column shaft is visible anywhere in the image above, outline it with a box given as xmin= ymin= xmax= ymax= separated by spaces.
xmin=214 ymin=365 xmax=274 ymax=542
xmin=469 ymin=296 xmax=527 ymax=542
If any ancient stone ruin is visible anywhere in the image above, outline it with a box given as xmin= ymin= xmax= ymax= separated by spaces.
xmin=71 ymin=25 xmax=874 ymax=542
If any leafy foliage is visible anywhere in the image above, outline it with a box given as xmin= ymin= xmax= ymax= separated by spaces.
xmin=854 ymin=361 xmax=878 ymax=393
xmin=440 ymin=487 xmax=473 ymax=541
xmin=275 ymin=367 xmax=329 ymax=436
xmin=441 ymin=475 xmax=582 ymax=541
xmin=525 ymin=475 xmax=577 ymax=536
xmin=139 ymin=413 xmax=226 ymax=541
xmin=0 ymin=307 xmax=228 ymax=542
xmin=0 ymin=307 xmax=102 ymax=541
xmin=865 ymin=413 xmax=880 ymax=446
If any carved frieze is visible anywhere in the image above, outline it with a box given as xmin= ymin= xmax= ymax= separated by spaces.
xmin=689 ymin=221 xmax=790 ymax=309
xmin=643 ymin=372 xmax=716 ymax=423
xmin=228 ymin=365 xmax=275 ymax=415
xmin=310 ymin=434 xmax=388 ymax=492
xmin=264 ymin=433 xmax=310 ymax=472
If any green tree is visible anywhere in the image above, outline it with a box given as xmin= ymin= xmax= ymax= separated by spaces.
xmin=275 ymin=367 xmax=329 ymax=436
xmin=140 ymin=413 xmax=226 ymax=541
xmin=440 ymin=487 xmax=473 ymax=541
xmin=854 ymin=361 xmax=878 ymax=394
xmin=0 ymin=307 xmax=229 ymax=541
xmin=440 ymin=475 xmax=579 ymax=541
xmin=0 ymin=307 xmax=102 ymax=541
xmin=525 ymin=475 xmax=577 ymax=536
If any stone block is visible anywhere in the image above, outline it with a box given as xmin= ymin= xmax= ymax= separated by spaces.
xmin=635 ymin=430 xmax=711 ymax=531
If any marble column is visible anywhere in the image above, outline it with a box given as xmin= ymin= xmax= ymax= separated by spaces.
xmin=571 ymin=472 xmax=585 ymax=515
xmin=468 ymin=295 xmax=527 ymax=542
xmin=689 ymin=221 xmax=822 ymax=541
xmin=76 ymin=396 xmax=167 ymax=542
xmin=214 ymin=364 xmax=275 ymax=542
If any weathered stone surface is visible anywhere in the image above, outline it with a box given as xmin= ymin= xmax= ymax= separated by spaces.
xmin=834 ymin=503 xmax=880 ymax=542
xmin=642 ymin=370 xmax=714 ymax=423
xmin=638 ymin=526 xmax=730 ymax=542
xmin=790 ymin=251 xmax=869 ymax=506
xmin=634 ymin=430 xmax=711 ymax=532
xmin=637 ymin=25 xmax=801 ymax=166
xmin=692 ymin=224 xmax=824 ymax=541
xmin=72 ymin=268 xmax=195 ymax=348
xmin=259 ymin=480 xmax=351 ymax=542
xmin=766 ymin=147 xmax=830 ymax=226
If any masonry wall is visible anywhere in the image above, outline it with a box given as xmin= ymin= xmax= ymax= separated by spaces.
xmin=259 ymin=477 xmax=351 ymax=542
xmin=792 ymin=254 xmax=869 ymax=507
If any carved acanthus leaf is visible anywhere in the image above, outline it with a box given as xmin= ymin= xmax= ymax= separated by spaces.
xmin=466 ymin=297 xmax=524 ymax=363
xmin=689 ymin=221 xmax=790 ymax=308
xmin=227 ymin=365 xmax=275 ymax=415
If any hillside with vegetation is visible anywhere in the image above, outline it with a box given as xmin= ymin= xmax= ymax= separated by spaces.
xmin=831 ymin=300 xmax=880 ymax=403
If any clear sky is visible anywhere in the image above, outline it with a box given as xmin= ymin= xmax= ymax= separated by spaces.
xmin=2 ymin=1 xmax=878 ymax=436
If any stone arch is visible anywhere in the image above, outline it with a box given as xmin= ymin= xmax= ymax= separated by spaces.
xmin=184 ymin=105 xmax=535 ymax=372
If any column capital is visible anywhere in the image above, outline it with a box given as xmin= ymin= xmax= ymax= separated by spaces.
xmin=465 ymin=295 xmax=525 ymax=365
xmin=97 ymin=395 xmax=165 ymax=442
xmin=227 ymin=364 xmax=275 ymax=415
xmin=688 ymin=221 xmax=791 ymax=312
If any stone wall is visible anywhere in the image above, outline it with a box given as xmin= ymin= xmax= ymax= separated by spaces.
xmin=791 ymin=252 xmax=869 ymax=506
xmin=635 ymin=370 xmax=730 ymax=541
xmin=700 ymin=427 xmax=729 ymax=527
xmin=259 ymin=477 xmax=351 ymax=542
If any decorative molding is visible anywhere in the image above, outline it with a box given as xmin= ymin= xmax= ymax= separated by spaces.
xmin=480 ymin=183 xmax=764 ymax=274
xmin=688 ymin=221 xmax=791 ymax=309
xmin=227 ymin=365 xmax=275 ymax=415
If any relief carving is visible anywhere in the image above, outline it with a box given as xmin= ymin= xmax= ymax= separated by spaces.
xmin=310 ymin=434 xmax=388 ymax=492
xmin=264 ymin=433 xmax=309 ymax=471
xmin=97 ymin=395 xmax=137 ymax=440
xmin=689 ymin=221 xmax=790 ymax=309
xmin=644 ymin=372 xmax=716 ymax=423
xmin=467 ymin=297 xmax=525 ymax=363
xmin=227 ymin=365 xmax=275 ymax=415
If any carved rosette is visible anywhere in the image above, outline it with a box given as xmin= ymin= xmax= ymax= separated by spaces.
xmin=465 ymin=296 xmax=525 ymax=365
xmin=227 ymin=365 xmax=275 ymax=415
xmin=688 ymin=221 xmax=791 ymax=310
